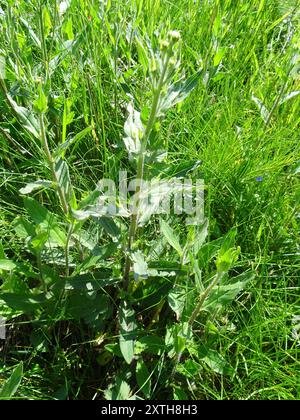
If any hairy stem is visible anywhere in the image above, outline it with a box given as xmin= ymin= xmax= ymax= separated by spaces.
xmin=39 ymin=114 xmax=69 ymax=216
xmin=123 ymin=48 xmax=173 ymax=290
xmin=39 ymin=114 xmax=74 ymax=276
xmin=188 ymin=271 xmax=225 ymax=326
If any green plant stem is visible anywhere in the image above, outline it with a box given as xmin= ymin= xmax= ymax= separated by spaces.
xmin=39 ymin=1 xmax=49 ymax=85
xmin=172 ymin=271 xmax=225 ymax=372
xmin=65 ymin=221 xmax=74 ymax=277
xmin=123 ymin=48 xmax=173 ymax=290
xmin=188 ymin=271 xmax=225 ymax=326
xmin=39 ymin=114 xmax=69 ymax=216
xmin=39 ymin=114 xmax=74 ymax=275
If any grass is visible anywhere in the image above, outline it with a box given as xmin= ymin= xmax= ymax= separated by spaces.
xmin=0 ymin=0 xmax=300 ymax=400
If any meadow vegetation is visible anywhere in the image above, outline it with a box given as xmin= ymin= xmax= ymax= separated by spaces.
xmin=0 ymin=0 xmax=299 ymax=400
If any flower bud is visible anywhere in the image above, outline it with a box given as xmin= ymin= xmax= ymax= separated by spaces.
xmin=168 ymin=30 xmax=181 ymax=43
xmin=150 ymin=59 xmax=157 ymax=73
xmin=160 ymin=40 xmax=170 ymax=51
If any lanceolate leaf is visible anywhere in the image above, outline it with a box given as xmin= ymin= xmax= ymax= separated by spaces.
xmin=168 ymin=286 xmax=186 ymax=321
xmin=55 ymin=126 xmax=93 ymax=158
xmin=5 ymin=94 xmax=40 ymax=138
xmin=279 ymin=90 xmax=300 ymax=105
xmin=160 ymin=70 xmax=202 ymax=112
xmin=119 ymin=300 xmax=137 ymax=364
xmin=19 ymin=180 xmax=53 ymax=195
xmin=202 ymin=349 xmax=233 ymax=375
xmin=160 ymin=219 xmax=183 ymax=257
xmin=0 ymin=363 xmax=23 ymax=399
xmin=203 ymin=272 xmax=254 ymax=312
xmin=136 ymin=359 xmax=151 ymax=399
xmin=55 ymin=157 xmax=74 ymax=204
xmin=0 ymin=292 xmax=49 ymax=312
xmin=251 ymin=95 xmax=270 ymax=124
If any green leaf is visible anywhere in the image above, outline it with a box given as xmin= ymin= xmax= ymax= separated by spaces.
xmin=202 ymin=349 xmax=233 ymax=375
xmin=0 ymin=259 xmax=37 ymax=279
xmin=251 ymin=95 xmax=270 ymax=124
xmin=24 ymin=197 xmax=67 ymax=247
xmin=119 ymin=300 xmax=137 ymax=364
xmin=55 ymin=157 xmax=74 ymax=204
xmin=104 ymin=343 xmax=123 ymax=358
xmin=135 ymin=35 xmax=149 ymax=74
xmin=33 ymin=85 xmax=48 ymax=114
xmin=98 ymin=216 xmax=121 ymax=239
xmin=0 ymin=260 xmax=17 ymax=271
xmin=123 ymin=103 xmax=144 ymax=158
xmin=24 ymin=196 xmax=53 ymax=225
xmin=161 ymin=70 xmax=202 ymax=111
xmin=19 ymin=17 xmax=41 ymax=48
xmin=173 ymin=387 xmax=188 ymax=400
xmin=132 ymin=251 xmax=148 ymax=279
xmin=165 ymin=323 xmax=192 ymax=358
xmin=0 ymin=293 xmax=48 ymax=312
xmin=213 ymin=46 xmax=226 ymax=66
xmin=136 ymin=359 xmax=151 ymax=399
xmin=176 ymin=359 xmax=202 ymax=379
xmin=279 ymin=90 xmax=300 ymax=105
xmin=197 ymin=237 xmax=223 ymax=268
xmin=52 ymin=272 xmax=120 ymax=292
xmin=216 ymin=247 xmax=240 ymax=273
xmin=193 ymin=219 xmax=209 ymax=256
xmin=62 ymin=18 xmax=74 ymax=40
xmin=104 ymin=377 xmax=131 ymax=400
xmin=168 ymin=286 xmax=186 ymax=321
xmin=204 ymin=272 xmax=254 ymax=312
xmin=135 ymin=336 xmax=165 ymax=356
xmin=13 ymin=216 xmax=36 ymax=239
xmin=6 ymin=93 xmax=40 ymax=138
xmin=160 ymin=219 xmax=183 ymax=257
xmin=19 ymin=180 xmax=53 ymax=195
xmin=220 ymin=228 xmax=237 ymax=254
xmin=42 ymin=6 xmax=52 ymax=38
xmin=0 ymin=363 xmax=23 ymax=399
xmin=55 ymin=126 xmax=93 ymax=158
xmin=66 ymin=293 xmax=112 ymax=328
